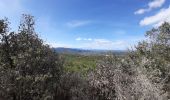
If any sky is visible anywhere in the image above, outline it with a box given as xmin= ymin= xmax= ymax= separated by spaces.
xmin=0 ymin=0 xmax=170 ymax=50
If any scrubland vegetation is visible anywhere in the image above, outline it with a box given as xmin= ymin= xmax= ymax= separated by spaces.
xmin=0 ymin=14 xmax=170 ymax=100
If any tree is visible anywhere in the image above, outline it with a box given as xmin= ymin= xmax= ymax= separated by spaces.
xmin=0 ymin=14 xmax=63 ymax=100
xmin=135 ymin=22 xmax=170 ymax=99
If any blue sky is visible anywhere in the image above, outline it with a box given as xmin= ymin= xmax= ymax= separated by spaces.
xmin=0 ymin=0 xmax=170 ymax=50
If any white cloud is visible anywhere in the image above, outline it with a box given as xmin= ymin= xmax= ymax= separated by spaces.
xmin=76 ymin=37 xmax=82 ymax=41
xmin=47 ymin=42 xmax=73 ymax=48
xmin=85 ymin=38 xmax=92 ymax=41
xmin=135 ymin=0 xmax=165 ymax=15
xmin=140 ymin=6 xmax=170 ymax=26
xmin=76 ymin=37 xmax=92 ymax=41
xmin=66 ymin=20 xmax=91 ymax=28
xmin=75 ymin=37 xmax=144 ymax=50
xmin=149 ymin=0 xmax=165 ymax=9
xmin=135 ymin=9 xmax=150 ymax=15
xmin=84 ymin=39 xmax=127 ymax=50
xmin=47 ymin=36 xmax=144 ymax=50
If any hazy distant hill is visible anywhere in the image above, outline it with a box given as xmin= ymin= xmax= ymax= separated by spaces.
xmin=54 ymin=47 xmax=127 ymax=55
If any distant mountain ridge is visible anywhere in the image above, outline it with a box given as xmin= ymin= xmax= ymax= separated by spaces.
xmin=53 ymin=47 xmax=127 ymax=55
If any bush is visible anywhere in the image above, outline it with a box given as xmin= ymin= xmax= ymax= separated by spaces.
xmin=55 ymin=72 xmax=89 ymax=100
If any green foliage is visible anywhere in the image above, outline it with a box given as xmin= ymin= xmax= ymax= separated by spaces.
xmin=0 ymin=14 xmax=63 ymax=100
xmin=62 ymin=54 xmax=99 ymax=75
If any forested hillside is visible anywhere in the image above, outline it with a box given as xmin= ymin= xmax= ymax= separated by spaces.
xmin=0 ymin=14 xmax=170 ymax=100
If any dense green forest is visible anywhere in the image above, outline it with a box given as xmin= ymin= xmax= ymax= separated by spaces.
xmin=0 ymin=14 xmax=170 ymax=100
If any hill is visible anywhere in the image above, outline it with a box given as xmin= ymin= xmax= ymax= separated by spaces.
xmin=54 ymin=47 xmax=127 ymax=55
